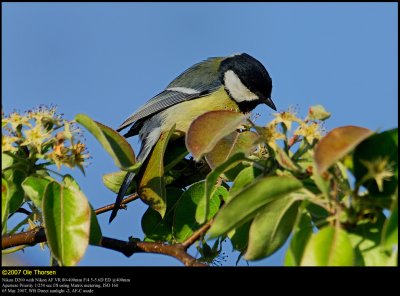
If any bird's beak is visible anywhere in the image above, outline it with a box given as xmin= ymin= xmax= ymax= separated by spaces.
xmin=264 ymin=97 xmax=277 ymax=111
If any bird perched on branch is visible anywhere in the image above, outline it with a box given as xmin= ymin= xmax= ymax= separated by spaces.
xmin=110 ymin=53 xmax=276 ymax=222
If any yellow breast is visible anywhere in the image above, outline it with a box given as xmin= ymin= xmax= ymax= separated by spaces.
xmin=162 ymin=86 xmax=240 ymax=138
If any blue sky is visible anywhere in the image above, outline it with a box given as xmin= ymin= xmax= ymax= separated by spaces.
xmin=2 ymin=3 xmax=398 ymax=266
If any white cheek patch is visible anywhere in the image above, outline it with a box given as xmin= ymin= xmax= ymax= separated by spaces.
xmin=166 ymin=87 xmax=199 ymax=95
xmin=224 ymin=70 xmax=259 ymax=102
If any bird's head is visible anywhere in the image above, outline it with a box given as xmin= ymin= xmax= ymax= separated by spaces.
xmin=219 ymin=53 xmax=276 ymax=113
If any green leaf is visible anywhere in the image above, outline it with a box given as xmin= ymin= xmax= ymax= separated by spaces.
xmin=386 ymin=248 xmax=398 ymax=266
xmin=389 ymin=127 xmax=398 ymax=146
xmin=208 ymin=176 xmax=303 ymax=238
xmin=228 ymin=221 xmax=252 ymax=253
xmin=2 ymin=153 xmax=14 ymax=171
xmin=62 ymin=174 xmax=81 ymax=190
xmin=186 ymin=110 xmax=248 ymax=160
xmin=102 ymin=170 xmax=139 ymax=194
xmin=245 ymin=196 xmax=301 ymax=260
xmin=311 ymin=165 xmax=330 ymax=199
xmin=353 ymin=128 xmax=398 ymax=196
xmin=142 ymin=187 xmax=183 ymax=242
xmin=223 ymin=162 xmax=252 ymax=182
xmin=61 ymin=175 xmax=102 ymax=246
xmin=205 ymin=131 xmax=259 ymax=169
xmin=173 ymin=182 xmax=223 ymax=242
xmin=138 ymin=125 xmax=175 ymax=217
xmin=2 ymin=178 xmax=9 ymax=234
xmin=22 ymin=175 xmax=53 ymax=209
xmin=306 ymin=202 xmax=330 ymax=225
xmin=195 ymin=186 xmax=227 ymax=226
xmin=89 ymin=205 xmax=102 ymax=246
xmin=75 ymin=114 xmax=136 ymax=171
xmin=229 ymin=165 xmax=263 ymax=199
xmin=3 ymin=168 xmax=26 ymax=214
xmin=381 ymin=194 xmax=398 ymax=250
xmin=164 ymin=137 xmax=189 ymax=172
xmin=284 ymin=211 xmax=313 ymax=266
xmin=197 ymin=152 xmax=247 ymax=224
xmin=275 ymin=146 xmax=300 ymax=171
xmin=314 ymin=125 xmax=373 ymax=174
xmin=348 ymin=213 xmax=393 ymax=266
xmin=43 ymin=181 xmax=91 ymax=266
xmin=301 ymin=226 xmax=354 ymax=266
xmin=306 ymin=105 xmax=331 ymax=121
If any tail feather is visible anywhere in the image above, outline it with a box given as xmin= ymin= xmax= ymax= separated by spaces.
xmin=110 ymin=124 xmax=161 ymax=223
xmin=109 ymin=171 xmax=136 ymax=223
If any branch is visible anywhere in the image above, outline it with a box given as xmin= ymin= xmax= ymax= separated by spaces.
xmin=100 ymin=237 xmax=206 ymax=267
xmin=1 ymin=193 xmax=138 ymax=250
xmin=95 ymin=193 xmax=138 ymax=215
xmin=1 ymin=227 xmax=206 ymax=266
xmin=182 ymin=219 xmax=213 ymax=250
xmin=2 ymin=227 xmax=46 ymax=249
xmin=2 ymin=193 xmax=213 ymax=266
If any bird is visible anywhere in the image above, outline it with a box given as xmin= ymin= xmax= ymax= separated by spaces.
xmin=109 ymin=53 xmax=276 ymax=222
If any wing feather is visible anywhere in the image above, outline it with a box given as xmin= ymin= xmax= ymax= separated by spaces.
xmin=117 ymin=57 xmax=224 ymax=133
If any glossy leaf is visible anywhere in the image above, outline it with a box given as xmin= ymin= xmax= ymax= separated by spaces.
xmin=61 ymin=175 xmax=102 ymax=246
xmin=381 ymin=195 xmax=398 ymax=250
xmin=43 ymin=181 xmax=91 ymax=266
xmin=245 ymin=196 xmax=301 ymax=260
xmin=62 ymin=174 xmax=81 ymax=190
xmin=195 ymin=186 xmax=227 ymax=226
xmin=301 ymin=226 xmax=354 ymax=266
xmin=22 ymin=175 xmax=53 ymax=209
xmin=75 ymin=114 xmax=136 ymax=171
xmin=138 ymin=125 xmax=175 ymax=217
xmin=389 ymin=127 xmax=398 ymax=146
xmin=228 ymin=221 xmax=252 ymax=253
xmin=386 ymin=249 xmax=398 ymax=266
xmin=102 ymin=170 xmax=138 ymax=194
xmin=89 ymin=205 xmax=102 ymax=246
xmin=3 ymin=168 xmax=26 ymax=214
xmin=229 ymin=165 xmax=263 ymax=198
xmin=284 ymin=211 xmax=313 ymax=266
xmin=173 ymin=182 xmax=223 ymax=242
xmin=186 ymin=110 xmax=248 ymax=160
xmin=208 ymin=176 xmax=303 ymax=238
xmin=353 ymin=128 xmax=398 ymax=196
xmin=348 ymin=213 xmax=393 ymax=266
xmin=306 ymin=203 xmax=330 ymax=228
xmin=314 ymin=125 xmax=373 ymax=174
xmin=142 ymin=187 xmax=183 ymax=242
xmin=1 ymin=153 xmax=14 ymax=170
xmin=205 ymin=131 xmax=259 ymax=169
xmin=2 ymin=178 xmax=9 ymax=233
xmin=197 ymin=153 xmax=247 ymax=224
xmin=164 ymin=137 xmax=188 ymax=171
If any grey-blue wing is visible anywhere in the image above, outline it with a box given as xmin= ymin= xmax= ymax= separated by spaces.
xmin=117 ymin=57 xmax=224 ymax=134
xmin=117 ymin=89 xmax=201 ymax=132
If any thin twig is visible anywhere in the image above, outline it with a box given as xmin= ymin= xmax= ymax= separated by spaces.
xmin=95 ymin=193 xmax=139 ymax=215
xmin=182 ymin=219 xmax=213 ymax=250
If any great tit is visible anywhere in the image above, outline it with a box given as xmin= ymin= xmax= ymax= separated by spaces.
xmin=109 ymin=53 xmax=276 ymax=222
